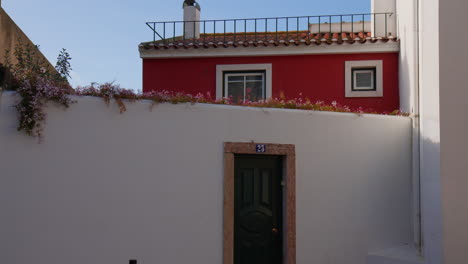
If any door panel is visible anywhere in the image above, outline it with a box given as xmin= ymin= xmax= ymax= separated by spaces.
xmin=234 ymin=155 xmax=283 ymax=264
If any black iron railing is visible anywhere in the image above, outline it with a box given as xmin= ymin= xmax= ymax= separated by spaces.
xmin=145 ymin=13 xmax=394 ymax=44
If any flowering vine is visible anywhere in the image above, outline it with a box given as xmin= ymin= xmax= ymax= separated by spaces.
xmin=76 ymin=84 xmax=407 ymax=116
xmin=3 ymin=44 xmax=73 ymax=140
xmin=3 ymin=44 xmax=407 ymax=141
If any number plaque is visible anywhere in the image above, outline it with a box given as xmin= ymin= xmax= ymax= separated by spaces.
xmin=256 ymin=144 xmax=266 ymax=153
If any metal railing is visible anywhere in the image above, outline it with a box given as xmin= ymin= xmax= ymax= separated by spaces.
xmin=145 ymin=13 xmax=394 ymax=45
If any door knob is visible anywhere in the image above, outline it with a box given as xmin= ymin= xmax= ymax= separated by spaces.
xmin=272 ymin=227 xmax=279 ymax=234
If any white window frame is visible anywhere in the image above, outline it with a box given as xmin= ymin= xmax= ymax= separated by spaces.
xmin=216 ymin=64 xmax=272 ymax=100
xmin=345 ymin=60 xmax=383 ymax=97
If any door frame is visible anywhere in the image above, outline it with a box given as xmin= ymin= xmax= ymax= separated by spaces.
xmin=223 ymin=142 xmax=296 ymax=264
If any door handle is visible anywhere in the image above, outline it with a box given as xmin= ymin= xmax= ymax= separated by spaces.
xmin=272 ymin=227 xmax=279 ymax=235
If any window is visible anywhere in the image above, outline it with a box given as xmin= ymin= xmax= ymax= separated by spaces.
xmin=224 ymin=71 xmax=265 ymax=103
xmin=352 ymin=68 xmax=376 ymax=91
xmin=216 ymin=64 xmax=272 ymax=101
xmin=345 ymin=60 xmax=383 ymax=97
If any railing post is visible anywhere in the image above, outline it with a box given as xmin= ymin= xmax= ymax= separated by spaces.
xmin=362 ymin=14 xmax=365 ymax=34
xmin=244 ymin=19 xmax=247 ymax=42
xmin=276 ymin=18 xmax=278 ymax=41
xmin=255 ymin=19 xmax=257 ymax=42
xmin=234 ymin=20 xmax=237 ymax=42
xmin=297 ymin=17 xmax=300 ymax=39
xmin=183 ymin=20 xmax=186 ymax=43
xmin=318 ymin=16 xmax=321 ymax=35
xmin=340 ymin=15 xmax=343 ymax=35
xmin=163 ymin=22 xmax=166 ymax=44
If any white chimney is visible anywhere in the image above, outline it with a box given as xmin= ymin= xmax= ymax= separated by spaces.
xmin=371 ymin=0 xmax=396 ymax=37
xmin=183 ymin=0 xmax=201 ymax=39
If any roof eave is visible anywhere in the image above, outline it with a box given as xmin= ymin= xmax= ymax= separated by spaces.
xmin=139 ymin=39 xmax=400 ymax=59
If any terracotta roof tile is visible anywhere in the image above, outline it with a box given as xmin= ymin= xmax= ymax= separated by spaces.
xmin=140 ymin=30 xmax=398 ymax=50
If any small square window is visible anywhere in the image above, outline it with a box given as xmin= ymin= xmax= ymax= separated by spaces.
xmin=352 ymin=68 xmax=376 ymax=91
xmin=345 ymin=61 xmax=383 ymax=98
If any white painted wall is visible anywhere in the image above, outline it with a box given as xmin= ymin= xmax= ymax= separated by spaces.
xmin=439 ymin=0 xmax=468 ymax=263
xmin=371 ymin=0 xmax=397 ymax=38
xmin=396 ymin=0 xmax=418 ymax=114
xmin=418 ymin=0 xmax=443 ymax=263
xmin=396 ymin=0 xmax=421 ymax=255
xmin=396 ymin=0 xmax=445 ymax=263
xmin=309 ymin=22 xmax=371 ymax=34
xmin=0 ymin=93 xmax=412 ymax=264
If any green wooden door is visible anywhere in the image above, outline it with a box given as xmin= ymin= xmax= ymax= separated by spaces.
xmin=234 ymin=155 xmax=283 ymax=264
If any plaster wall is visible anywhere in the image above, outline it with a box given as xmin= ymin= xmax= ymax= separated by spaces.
xmin=309 ymin=21 xmax=371 ymax=34
xmin=396 ymin=0 xmax=418 ymax=114
xmin=143 ymin=53 xmax=400 ymax=112
xmin=418 ymin=0 xmax=443 ymax=263
xmin=396 ymin=0 xmax=420 ymax=251
xmin=0 ymin=93 xmax=412 ymax=264
xmin=371 ymin=0 xmax=397 ymax=38
xmin=439 ymin=0 xmax=468 ymax=263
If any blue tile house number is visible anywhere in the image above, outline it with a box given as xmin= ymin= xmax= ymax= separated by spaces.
xmin=256 ymin=144 xmax=266 ymax=153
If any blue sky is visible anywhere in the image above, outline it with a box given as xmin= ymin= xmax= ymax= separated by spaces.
xmin=3 ymin=0 xmax=370 ymax=92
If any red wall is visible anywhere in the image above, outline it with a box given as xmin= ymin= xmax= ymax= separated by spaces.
xmin=143 ymin=53 xmax=399 ymax=112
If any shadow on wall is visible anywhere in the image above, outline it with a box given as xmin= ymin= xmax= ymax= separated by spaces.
xmin=420 ymin=136 xmax=443 ymax=264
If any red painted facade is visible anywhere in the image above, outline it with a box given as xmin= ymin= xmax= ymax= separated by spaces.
xmin=143 ymin=53 xmax=399 ymax=112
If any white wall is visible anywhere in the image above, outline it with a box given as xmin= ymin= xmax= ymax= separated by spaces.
xmin=439 ymin=0 xmax=468 ymax=263
xmin=396 ymin=0 xmax=444 ymax=263
xmin=0 ymin=93 xmax=412 ymax=264
xmin=372 ymin=0 xmax=397 ymax=38
xmin=397 ymin=0 xmax=421 ymax=252
xmin=397 ymin=0 xmax=418 ymax=114
xmin=309 ymin=22 xmax=371 ymax=34
xmin=418 ymin=0 xmax=444 ymax=263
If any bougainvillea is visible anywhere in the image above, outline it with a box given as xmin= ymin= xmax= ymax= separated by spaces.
xmin=3 ymin=44 xmax=406 ymax=141
xmin=76 ymin=83 xmax=407 ymax=116
xmin=4 ymin=43 xmax=73 ymax=140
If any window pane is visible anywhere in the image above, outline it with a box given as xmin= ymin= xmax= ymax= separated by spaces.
xmin=245 ymin=81 xmax=263 ymax=101
xmin=227 ymin=76 xmax=244 ymax=82
xmin=246 ymin=75 xmax=264 ymax=81
xmin=227 ymin=82 xmax=244 ymax=103
xmin=356 ymin=72 xmax=373 ymax=88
